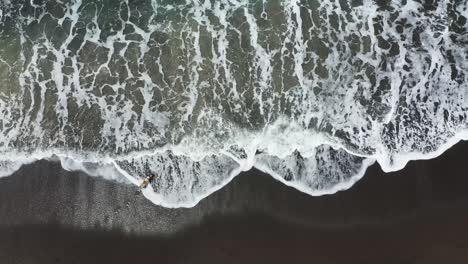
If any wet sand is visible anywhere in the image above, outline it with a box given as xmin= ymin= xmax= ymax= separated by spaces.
xmin=2 ymin=207 xmax=468 ymax=264
xmin=0 ymin=141 xmax=467 ymax=263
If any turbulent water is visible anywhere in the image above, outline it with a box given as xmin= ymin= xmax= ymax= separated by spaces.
xmin=0 ymin=0 xmax=467 ymax=207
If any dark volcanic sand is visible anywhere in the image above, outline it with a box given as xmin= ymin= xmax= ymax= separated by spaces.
xmin=0 ymin=141 xmax=468 ymax=263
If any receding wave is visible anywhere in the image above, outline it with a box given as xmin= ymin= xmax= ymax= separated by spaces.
xmin=0 ymin=0 xmax=466 ymax=207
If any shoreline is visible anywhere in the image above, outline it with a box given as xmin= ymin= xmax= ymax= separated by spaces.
xmin=0 ymin=141 xmax=466 ymax=233
xmin=2 ymin=133 xmax=467 ymax=208
xmin=0 ymin=141 xmax=467 ymax=263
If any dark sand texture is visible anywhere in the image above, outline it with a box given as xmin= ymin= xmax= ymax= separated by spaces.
xmin=0 ymin=141 xmax=467 ymax=263
xmin=2 ymin=208 xmax=468 ymax=264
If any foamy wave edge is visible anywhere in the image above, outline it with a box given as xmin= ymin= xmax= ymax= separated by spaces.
xmin=0 ymin=130 xmax=467 ymax=208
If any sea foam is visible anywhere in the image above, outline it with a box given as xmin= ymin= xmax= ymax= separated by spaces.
xmin=0 ymin=0 xmax=466 ymax=207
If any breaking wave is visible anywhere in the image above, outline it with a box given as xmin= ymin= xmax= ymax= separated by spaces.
xmin=0 ymin=0 xmax=467 ymax=207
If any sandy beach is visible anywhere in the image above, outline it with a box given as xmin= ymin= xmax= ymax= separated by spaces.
xmin=2 ymin=207 xmax=467 ymax=264
xmin=0 ymin=142 xmax=467 ymax=263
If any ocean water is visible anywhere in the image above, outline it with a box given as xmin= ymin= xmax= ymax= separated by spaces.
xmin=0 ymin=0 xmax=466 ymax=207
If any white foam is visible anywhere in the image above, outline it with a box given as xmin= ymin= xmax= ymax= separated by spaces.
xmin=59 ymin=156 xmax=131 ymax=184
xmin=0 ymin=0 xmax=467 ymax=208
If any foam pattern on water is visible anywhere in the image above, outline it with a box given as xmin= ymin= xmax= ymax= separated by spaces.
xmin=115 ymin=152 xmax=241 ymax=207
xmin=0 ymin=0 xmax=467 ymax=207
xmin=0 ymin=160 xmax=23 ymax=178
xmin=255 ymin=146 xmax=375 ymax=196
